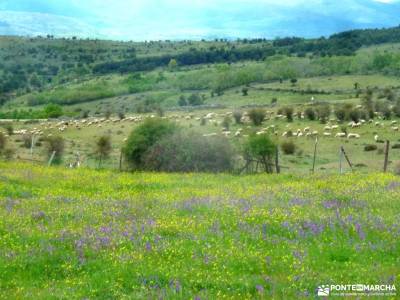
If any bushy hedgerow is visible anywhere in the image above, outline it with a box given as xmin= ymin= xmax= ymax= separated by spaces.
xmin=143 ymin=131 xmax=234 ymax=173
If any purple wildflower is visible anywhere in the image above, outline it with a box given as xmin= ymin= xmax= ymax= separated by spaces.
xmin=256 ymin=285 xmax=264 ymax=294
xmin=355 ymin=222 xmax=366 ymax=240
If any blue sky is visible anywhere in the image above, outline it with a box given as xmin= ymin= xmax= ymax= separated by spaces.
xmin=0 ymin=0 xmax=400 ymax=40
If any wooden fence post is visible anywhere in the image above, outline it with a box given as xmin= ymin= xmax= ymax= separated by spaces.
xmin=312 ymin=137 xmax=318 ymax=173
xmin=48 ymin=151 xmax=56 ymax=166
xmin=275 ymin=146 xmax=280 ymax=174
xmin=383 ymin=140 xmax=390 ymax=173
xmin=340 ymin=146 xmax=353 ymax=172
xmin=119 ymin=149 xmax=123 ymax=172
xmin=30 ymin=135 xmax=36 ymax=159
xmin=339 ymin=147 xmax=343 ymax=174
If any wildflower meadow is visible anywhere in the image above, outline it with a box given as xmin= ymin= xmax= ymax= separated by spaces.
xmin=0 ymin=162 xmax=399 ymax=299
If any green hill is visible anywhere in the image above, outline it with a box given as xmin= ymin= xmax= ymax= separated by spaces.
xmin=1 ymin=25 xmax=400 ymax=114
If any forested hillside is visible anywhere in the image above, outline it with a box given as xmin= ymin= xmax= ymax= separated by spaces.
xmin=1 ymin=25 xmax=400 ymax=106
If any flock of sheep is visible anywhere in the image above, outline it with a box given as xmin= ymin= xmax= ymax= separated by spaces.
xmin=6 ymin=110 xmax=400 ymax=145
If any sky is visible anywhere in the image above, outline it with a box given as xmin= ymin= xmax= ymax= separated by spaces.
xmin=0 ymin=0 xmax=400 ymax=40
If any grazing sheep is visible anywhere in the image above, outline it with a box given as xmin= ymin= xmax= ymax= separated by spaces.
xmin=347 ymin=133 xmax=360 ymax=139
xmin=323 ymin=132 xmax=332 ymax=137
xmin=335 ymin=133 xmax=346 ymax=138
xmin=203 ymin=133 xmax=217 ymax=137
xmin=324 ymin=126 xmax=332 ymax=131
xmin=392 ymin=127 xmax=399 ymax=131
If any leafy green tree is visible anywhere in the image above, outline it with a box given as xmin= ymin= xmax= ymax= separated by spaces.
xmin=95 ymin=135 xmax=112 ymax=168
xmin=244 ymin=134 xmax=276 ymax=173
xmin=123 ymin=118 xmax=177 ymax=169
xmin=188 ymin=93 xmax=204 ymax=106
xmin=44 ymin=104 xmax=63 ymax=118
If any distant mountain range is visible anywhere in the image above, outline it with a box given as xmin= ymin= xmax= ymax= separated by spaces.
xmin=0 ymin=11 xmax=101 ymax=38
xmin=0 ymin=0 xmax=400 ymax=40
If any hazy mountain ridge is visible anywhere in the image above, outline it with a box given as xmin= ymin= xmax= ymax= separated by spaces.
xmin=0 ymin=10 xmax=102 ymax=38
xmin=0 ymin=0 xmax=400 ymax=40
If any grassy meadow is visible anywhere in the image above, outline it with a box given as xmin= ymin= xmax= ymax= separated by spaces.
xmin=1 ymin=29 xmax=400 ymax=299
xmin=0 ymin=162 xmax=399 ymax=299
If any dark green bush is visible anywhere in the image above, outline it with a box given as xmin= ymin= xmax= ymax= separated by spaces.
xmin=281 ymin=141 xmax=297 ymax=155
xmin=45 ymin=136 xmax=65 ymax=165
xmin=305 ymin=107 xmax=316 ymax=121
xmin=283 ymin=107 xmax=294 ymax=122
xmin=316 ymin=104 xmax=331 ymax=123
xmin=44 ymin=103 xmax=63 ymax=118
xmin=0 ymin=132 xmax=6 ymax=153
xmin=349 ymin=109 xmax=360 ymax=123
xmin=233 ymin=111 xmax=243 ymax=124
xmin=3 ymin=124 xmax=13 ymax=135
xmin=222 ymin=116 xmax=231 ymax=130
xmin=248 ymin=108 xmax=266 ymax=126
xmin=364 ymin=144 xmax=378 ymax=152
xmin=123 ymin=118 xmax=178 ymax=169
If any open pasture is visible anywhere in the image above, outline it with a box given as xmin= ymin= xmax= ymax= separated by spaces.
xmin=2 ymin=103 xmax=400 ymax=173
xmin=0 ymin=162 xmax=399 ymax=299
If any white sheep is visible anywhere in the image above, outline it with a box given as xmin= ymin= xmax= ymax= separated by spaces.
xmin=347 ymin=133 xmax=360 ymax=139
xmin=335 ymin=133 xmax=346 ymax=138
